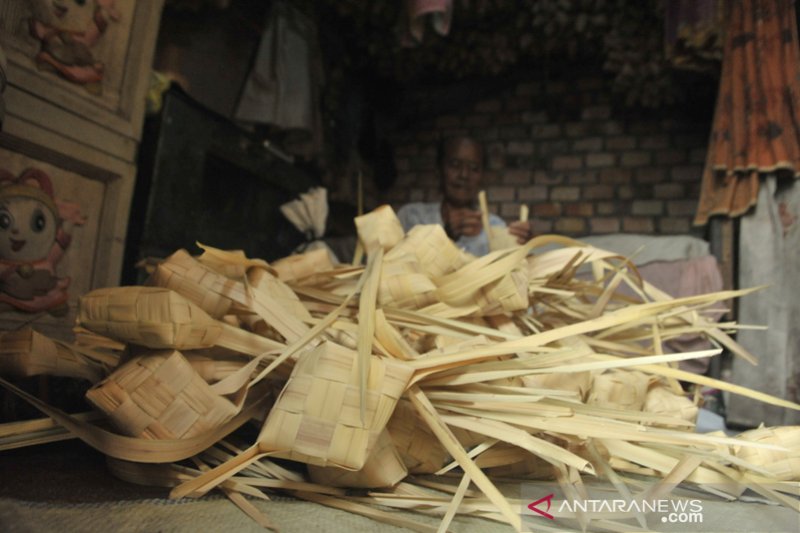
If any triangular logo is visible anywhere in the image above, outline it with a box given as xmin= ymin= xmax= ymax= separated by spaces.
xmin=527 ymin=493 xmax=555 ymax=520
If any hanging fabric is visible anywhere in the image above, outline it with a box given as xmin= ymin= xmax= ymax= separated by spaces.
xmin=694 ymin=0 xmax=800 ymax=226
xmin=663 ymin=0 xmax=725 ymax=71
xmin=234 ymin=1 xmax=324 ymax=149
xmin=400 ymin=0 xmax=453 ymax=47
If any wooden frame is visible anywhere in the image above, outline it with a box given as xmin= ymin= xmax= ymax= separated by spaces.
xmin=0 ymin=0 xmax=163 ymax=161
xmin=0 ymin=1 xmax=163 ymax=338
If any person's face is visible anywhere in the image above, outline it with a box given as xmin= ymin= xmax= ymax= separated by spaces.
xmin=441 ymin=139 xmax=483 ymax=208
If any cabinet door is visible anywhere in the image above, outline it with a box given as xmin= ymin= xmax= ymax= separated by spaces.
xmin=0 ymin=0 xmax=163 ymax=157
xmin=0 ymin=1 xmax=162 ymax=339
xmin=0 ymin=129 xmax=135 ymax=338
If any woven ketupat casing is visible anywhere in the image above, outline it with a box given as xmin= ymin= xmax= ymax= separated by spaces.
xmin=386 ymin=398 xmax=449 ymax=474
xmin=86 ymin=350 xmax=239 ymax=439
xmin=0 ymin=327 xmax=102 ymax=382
xmin=258 ymin=341 xmax=412 ymax=469
xmin=307 ymin=429 xmax=408 ymax=488
xmin=149 ymin=249 xmax=247 ymax=319
xmin=586 ymin=369 xmax=649 ymax=411
xmin=271 ymin=247 xmax=335 ymax=282
xmin=78 ymin=286 xmax=223 ymax=350
xmin=734 ymin=426 xmax=800 ymax=481
xmin=386 ymin=224 xmax=469 ymax=279
xmin=377 ymin=258 xmax=437 ymax=309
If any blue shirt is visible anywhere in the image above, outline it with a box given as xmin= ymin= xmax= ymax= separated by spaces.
xmin=396 ymin=202 xmax=506 ymax=257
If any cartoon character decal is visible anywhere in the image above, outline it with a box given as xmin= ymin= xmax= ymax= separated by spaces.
xmin=28 ymin=0 xmax=120 ymax=92
xmin=0 ymin=168 xmax=86 ymax=315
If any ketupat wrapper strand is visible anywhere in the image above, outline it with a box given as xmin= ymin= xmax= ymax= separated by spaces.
xmin=2 ymin=204 xmax=800 ymax=533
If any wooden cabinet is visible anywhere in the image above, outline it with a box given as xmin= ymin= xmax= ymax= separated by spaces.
xmin=0 ymin=0 xmax=163 ymax=338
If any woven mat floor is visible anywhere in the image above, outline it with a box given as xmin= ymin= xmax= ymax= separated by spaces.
xmin=0 ymin=440 xmax=797 ymax=533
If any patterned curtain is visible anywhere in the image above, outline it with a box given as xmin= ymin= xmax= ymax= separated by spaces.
xmin=694 ymin=0 xmax=800 ymax=226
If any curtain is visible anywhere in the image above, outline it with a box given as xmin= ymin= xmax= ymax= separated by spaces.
xmin=694 ymin=0 xmax=800 ymax=226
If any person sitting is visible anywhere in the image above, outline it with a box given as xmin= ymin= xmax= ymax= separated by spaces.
xmin=396 ymin=136 xmax=532 ymax=256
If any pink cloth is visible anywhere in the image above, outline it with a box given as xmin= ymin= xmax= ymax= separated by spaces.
xmin=637 ymin=255 xmax=725 ymax=374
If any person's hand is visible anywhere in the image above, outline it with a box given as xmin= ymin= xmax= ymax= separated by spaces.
xmin=443 ymin=206 xmax=482 ymax=240
xmin=508 ymin=220 xmax=532 ymax=244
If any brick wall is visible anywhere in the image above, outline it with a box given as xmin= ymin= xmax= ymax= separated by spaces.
xmin=367 ymin=74 xmax=711 ymax=238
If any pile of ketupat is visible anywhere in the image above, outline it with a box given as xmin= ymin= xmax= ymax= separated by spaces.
xmin=1 ymin=204 xmax=799 ymax=532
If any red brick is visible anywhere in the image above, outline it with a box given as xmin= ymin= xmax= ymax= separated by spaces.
xmin=599 ymin=168 xmax=633 ymax=184
xmin=659 ymin=217 xmax=691 ymax=234
xmin=590 ymin=217 xmax=621 ymax=234
xmin=395 ymin=145 xmax=419 ymax=156
xmin=482 ymin=170 xmax=501 ymax=185
xmin=420 ymin=146 xmax=437 ymax=157
xmin=565 ymin=122 xmax=589 ymax=137
xmin=395 ymin=157 xmax=411 ymax=172
xmin=416 ymin=170 xmax=438 ymax=185
xmin=654 ymin=183 xmax=685 ymax=199
xmin=673 ymin=133 xmax=707 ymax=149
xmin=516 ymin=81 xmax=542 ymax=96
xmin=581 ymin=105 xmax=611 ymax=120
xmin=539 ymin=140 xmax=570 ymax=156
xmin=555 ymin=217 xmax=587 ymax=234
xmin=689 ymin=148 xmax=707 ymax=164
xmin=636 ymin=168 xmax=668 ymax=184
xmin=671 ymin=165 xmax=703 ymax=182
xmin=477 ymin=127 xmax=500 ymax=141
xmin=552 ymin=155 xmax=583 ymax=171
xmin=518 ymin=185 xmax=548 ymax=201
xmin=551 ymin=186 xmax=581 ymax=201
xmin=464 ymin=114 xmax=491 ymax=128
xmin=640 ymin=135 xmax=669 ymax=150
xmin=655 ymin=149 xmax=687 ymax=165
xmin=667 ymin=199 xmax=698 ymax=216
xmin=618 ymin=186 xmax=633 ymax=200
xmin=628 ymin=121 xmax=660 ymax=135
xmin=623 ymin=217 xmax=655 ymax=233
xmin=565 ymin=202 xmax=594 ymax=216
xmin=503 ymin=169 xmax=533 ymax=185
xmin=631 ymin=200 xmax=664 ymax=216
xmin=545 ymin=81 xmax=568 ymax=95
xmin=532 ymin=124 xmax=562 ymax=138
xmin=586 ymin=153 xmax=616 ymax=168
xmin=602 ymin=121 xmax=625 ymax=135
xmin=534 ymin=171 xmax=564 ymax=185
xmin=584 ymin=184 xmax=614 ymax=200
xmin=475 ymin=99 xmax=502 ymax=113
xmin=596 ymin=202 xmax=617 ymax=215
xmin=486 ymin=142 xmax=506 ymax=170
xmin=443 ymin=128 xmax=469 ymax=138
xmin=567 ymin=171 xmax=598 ymax=185
xmin=500 ymin=126 xmax=528 ymax=139
xmin=410 ymin=156 xmax=436 ymax=171
xmin=507 ymin=141 xmax=535 ymax=155
xmin=436 ymin=115 xmax=461 ymax=128
xmin=416 ymin=131 xmax=438 ymax=142
xmin=606 ymin=136 xmax=637 ymax=151
xmin=506 ymin=96 xmax=530 ymax=111
xmin=620 ymin=151 xmax=652 ymax=167
xmin=532 ymin=202 xmax=562 ymax=217
xmin=531 ymin=218 xmax=554 ymax=234
xmin=522 ymin=110 xmax=548 ymax=124
xmin=409 ymin=189 xmax=426 ymax=202
xmin=425 ymin=188 xmax=441 ymax=202
xmin=573 ymin=137 xmax=603 ymax=151
xmin=487 ymin=186 xmax=515 ymax=202
xmin=577 ymin=78 xmax=604 ymax=91
xmin=501 ymin=202 xmax=523 ymax=218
